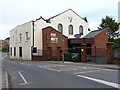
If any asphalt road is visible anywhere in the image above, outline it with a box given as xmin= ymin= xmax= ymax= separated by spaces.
xmin=1 ymin=53 xmax=120 ymax=88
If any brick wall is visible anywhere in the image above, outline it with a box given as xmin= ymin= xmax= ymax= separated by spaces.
xmin=33 ymin=26 xmax=68 ymax=61
xmin=92 ymin=29 xmax=108 ymax=56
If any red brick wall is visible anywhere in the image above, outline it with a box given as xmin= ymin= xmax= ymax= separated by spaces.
xmin=92 ymin=29 xmax=108 ymax=56
xmin=42 ymin=26 xmax=68 ymax=60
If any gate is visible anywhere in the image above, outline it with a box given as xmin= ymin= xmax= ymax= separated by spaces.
xmin=86 ymin=47 xmax=107 ymax=64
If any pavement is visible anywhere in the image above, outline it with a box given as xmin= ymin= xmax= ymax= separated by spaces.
xmin=2 ymin=68 xmax=9 ymax=89
xmin=0 ymin=52 xmax=9 ymax=89
xmin=39 ymin=61 xmax=120 ymax=70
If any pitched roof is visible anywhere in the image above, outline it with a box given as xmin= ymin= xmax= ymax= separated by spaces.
xmin=83 ymin=30 xmax=103 ymax=38
xmin=46 ymin=9 xmax=87 ymax=23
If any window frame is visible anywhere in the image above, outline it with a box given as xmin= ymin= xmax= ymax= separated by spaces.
xmin=58 ymin=23 xmax=63 ymax=34
xmin=69 ymin=25 xmax=73 ymax=35
xmin=33 ymin=47 xmax=37 ymax=53
xmin=79 ymin=25 xmax=83 ymax=35
xmin=25 ymin=32 xmax=29 ymax=41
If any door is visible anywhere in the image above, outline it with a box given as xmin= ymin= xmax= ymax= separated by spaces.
xmin=19 ymin=47 xmax=22 ymax=57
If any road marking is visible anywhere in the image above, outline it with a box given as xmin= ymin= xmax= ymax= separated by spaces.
xmin=1 ymin=55 xmax=7 ymax=60
xmin=40 ymin=62 xmax=119 ymax=71
xmin=78 ymin=75 xmax=120 ymax=88
xmin=74 ymin=70 xmax=102 ymax=74
xmin=18 ymin=71 xmax=28 ymax=85
xmin=20 ymin=63 xmax=25 ymax=65
xmin=10 ymin=62 xmax=15 ymax=63
xmin=26 ymin=64 xmax=32 ymax=66
xmin=38 ymin=66 xmax=61 ymax=72
xmin=82 ymin=67 xmax=87 ymax=69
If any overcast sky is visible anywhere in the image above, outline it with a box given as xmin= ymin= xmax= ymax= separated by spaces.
xmin=0 ymin=0 xmax=119 ymax=40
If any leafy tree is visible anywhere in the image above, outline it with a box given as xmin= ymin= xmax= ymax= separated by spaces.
xmin=98 ymin=16 xmax=120 ymax=40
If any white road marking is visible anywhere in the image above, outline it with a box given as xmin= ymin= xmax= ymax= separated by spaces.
xmin=83 ymin=67 xmax=87 ymax=69
xmin=10 ymin=62 xmax=15 ymax=63
xmin=74 ymin=70 xmax=102 ymax=74
xmin=78 ymin=75 xmax=120 ymax=88
xmin=18 ymin=71 xmax=28 ymax=85
xmin=1 ymin=55 xmax=7 ymax=60
xmin=38 ymin=66 xmax=61 ymax=72
xmin=20 ymin=63 xmax=25 ymax=65
xmin=26 ymin=64 xmax=32 ymax=66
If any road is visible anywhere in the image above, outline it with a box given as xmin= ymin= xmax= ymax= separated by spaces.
xmin=1 ymin=52 xmax=120 ymax=88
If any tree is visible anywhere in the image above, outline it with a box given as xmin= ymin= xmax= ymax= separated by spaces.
xmin=98 ymin=16 xmax=120 ymax=40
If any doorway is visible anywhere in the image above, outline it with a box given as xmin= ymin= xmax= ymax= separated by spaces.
xmin=19 ymin=47 xmax=22 ymax=57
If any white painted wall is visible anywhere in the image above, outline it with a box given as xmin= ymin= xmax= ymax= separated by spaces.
xmin=10 ymin=21 xmax=33 ymax=60
xmin=34 ymin=9 xmax=89 ymax=56
xmin=50 ymin=9 xmax=89 ymax=38
xmin=34 ymin=19 xmax=50 ymax=56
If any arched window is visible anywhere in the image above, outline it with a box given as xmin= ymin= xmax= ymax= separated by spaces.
xmin=58 ymin=23 xmax=63 ymax=34
xmin=69 ymin=25 xmax=73 ymax=35
xmin=79 ymin=25 xmax=83 ymax=35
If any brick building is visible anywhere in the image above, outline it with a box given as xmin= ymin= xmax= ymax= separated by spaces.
xmin=68 ymin=29 xmax=108 ymax=56
xmin=10 ymin=9 xmax=89 ymax=60
xmin=33 ymin=26 xmax=68 ymax=60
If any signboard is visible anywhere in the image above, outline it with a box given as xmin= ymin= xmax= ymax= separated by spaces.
xmin=74 ymin=34 xmax=81 ymax=38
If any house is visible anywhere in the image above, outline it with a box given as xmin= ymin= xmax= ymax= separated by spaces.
xmin=10 ymin=9 xmax=89 ymax=60
xmin=68 ymin=29 xmax=108 ymax=56
xmin=32 ymin=26 xmax=68 ymax=60
xmin=0 ymin=40 xmax=9 ymax=52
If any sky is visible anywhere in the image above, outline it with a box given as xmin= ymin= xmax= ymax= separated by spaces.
xmin=0 ymin=0 xmax=119 ymax=40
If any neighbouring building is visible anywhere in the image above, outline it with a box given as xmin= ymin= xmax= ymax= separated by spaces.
xmin=0 ymin=40 xmax=9 ymax=52
xmin=10 ymin=9 xmax=89 ymax=60
xmin=68 ymin=29 xmax=108 ymax=56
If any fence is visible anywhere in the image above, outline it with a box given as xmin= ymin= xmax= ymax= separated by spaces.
xmin=32 ymin=45 xmax=120 ymax=64
xmin=112 ymin=46 xmax=120 ymax=64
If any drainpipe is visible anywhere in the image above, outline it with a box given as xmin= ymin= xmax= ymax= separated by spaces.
xmin=31 ymin=21 xmax=34 ymax=60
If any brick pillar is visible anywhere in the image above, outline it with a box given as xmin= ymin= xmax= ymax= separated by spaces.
xmin=106 ymin=42 xmax=113 ymax=64
xmin=81 ymin=43 xmax=87 ymax=62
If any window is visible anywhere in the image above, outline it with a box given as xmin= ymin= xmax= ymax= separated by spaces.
xmin=13 ymin=36 xmax=14 ymax=43
xmin=10 ymin=47 xmax=12 ymax=56
xmin=15 ymin=30 xmax=17 ymax=43
xmin=58 ymin=24 xmax=63 ymax=34
xmin=14 ymin=47 xmax=15 ymax=56
xmin=19 ymin=34 xmax=22 ymax=42
xmin=25 ymin=32 xmax=29 ymax=40
xmin=33 ymin=47 xmax=37 ymax=53
xmin=51 ymin=33 xmax=56 ymax=37
xmin=79 ymin=25 xmax=83 ymax=35
xmin=51 ymin=38 xmax=58 ymax=43
xmin=69 ymin=25 xmax=73 ymax=35
xmin=61 ymin=38 xmax=64 ymax=44
xmin=46 ymin=34 xmax=48 ymax=44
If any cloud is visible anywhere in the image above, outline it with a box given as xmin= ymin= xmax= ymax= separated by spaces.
xmin=0 ymin=0 xmax=119 ymax=39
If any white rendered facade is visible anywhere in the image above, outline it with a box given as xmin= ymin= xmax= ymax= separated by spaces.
xmin=10 ymin=9 xmax=89 ymax=60
xmin=34 ymin=9 xmax=89 ymax=56
xmin=10 ymin=21 xmax=33 ymax=60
